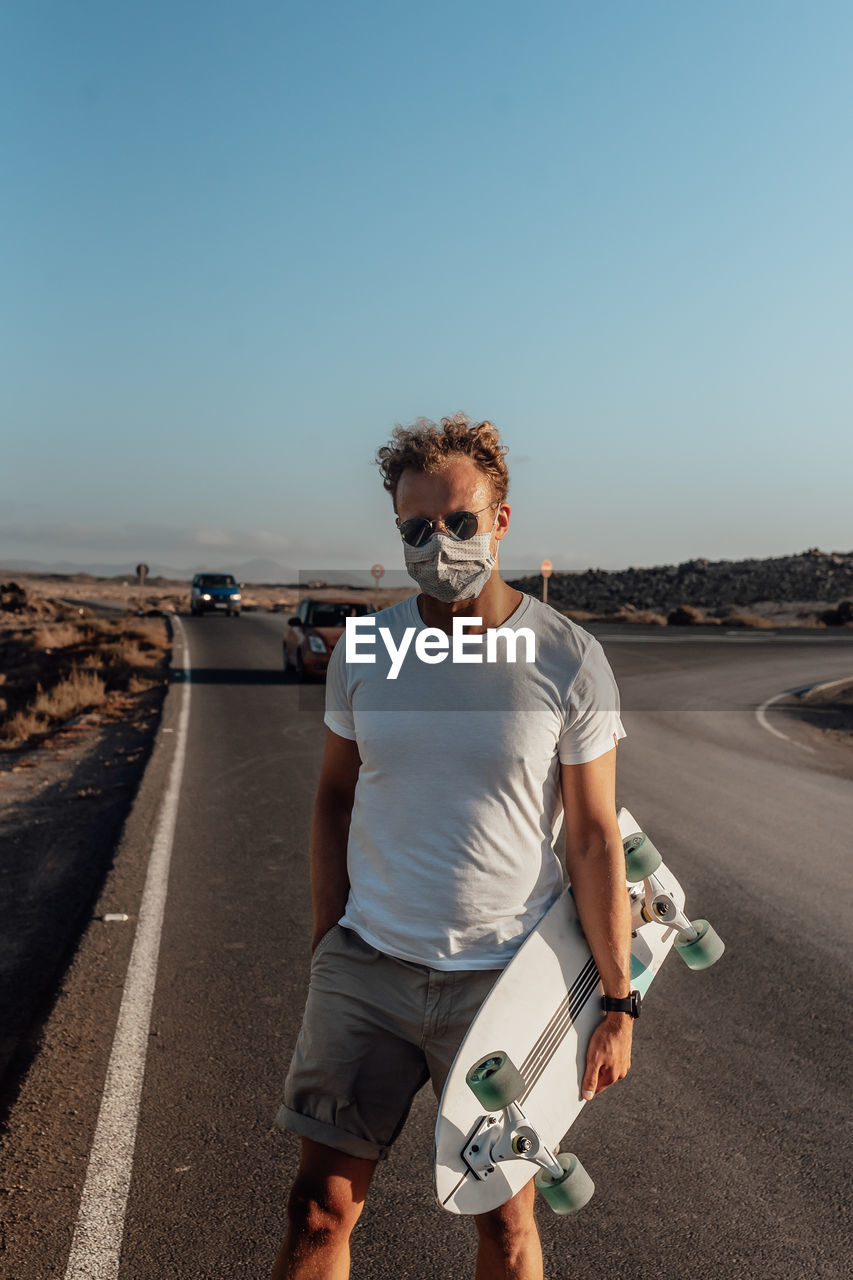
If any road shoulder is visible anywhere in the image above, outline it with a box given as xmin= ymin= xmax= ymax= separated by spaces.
xmin=0 ymin=639 xmax=187 ymax=1279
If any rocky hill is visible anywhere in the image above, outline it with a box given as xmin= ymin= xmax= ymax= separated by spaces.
xmin=509 ymin=549 xmax=853 ymax=622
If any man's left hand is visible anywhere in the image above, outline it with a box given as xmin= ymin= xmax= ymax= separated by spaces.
xmin=581 ymin=1013 xmax=633 ymax=1101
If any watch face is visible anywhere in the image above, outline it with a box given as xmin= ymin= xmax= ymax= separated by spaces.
xmin=630 ymin=990 xmax=642 ymax=1018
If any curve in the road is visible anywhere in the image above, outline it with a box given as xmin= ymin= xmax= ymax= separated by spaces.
xmin=755 ymin=688 xmax=815 ymax=751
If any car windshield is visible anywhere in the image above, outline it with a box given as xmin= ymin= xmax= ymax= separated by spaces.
xmin=306 ymin=602 xmax=374 ymax=628
xmin=196 ymin=575 xmax=236 ymax=587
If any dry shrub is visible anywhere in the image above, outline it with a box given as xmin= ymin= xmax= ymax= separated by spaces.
xmin=562 ymin=605 xmax=669 ymax=625
xmin=794 ymin=614 xmax=827 ymax=628
xmin=31 ymin=669 xmax=107 ymax=720
xmin=129 ymin=640 xmax=162 ymax=665
xmin=719 ymin=613 xmax=778 ymax=629
xmin=633 ymin=610 xmax=667 ymax=626
xmin=155 ymin=595 xmax=182 ymax=613
xmin=0 ymin=608 xmax=169 ymax=748
xmin=667 ymin=605 xmax=708 ymax=626
xmin=612 ymin=606 xmax=667 ymax=625
xmin=820 ymin=603 xmax=853 ymax=626
xmin=123 ymin=621 xmax=167 ymax=648
xmin=111 ymin=640 xmax=145 ymax=666
xmin=127 ymin=675 xmax=158 ymax=695
xmin=32 ymin=622 xmax=83 ymax=650
xmin=0 ymin=709 xmax=49 ymax=747
xmin=91 ymin=638 xmax=163 ymax=693
xmin=102 ymin=639 xmax=158 ymax=671
xmin=83 ymin=618 xmax=119 ymax=643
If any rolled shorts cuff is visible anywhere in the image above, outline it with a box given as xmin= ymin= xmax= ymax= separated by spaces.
xmin=275 ymin=1104 xmax=388 ymax=1162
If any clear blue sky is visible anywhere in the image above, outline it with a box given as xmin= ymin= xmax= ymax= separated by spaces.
xmin=2 ymin=0 xmax=851 ymax=578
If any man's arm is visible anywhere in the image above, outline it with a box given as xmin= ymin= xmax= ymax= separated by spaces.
xmin=560 ymin=747 xmax=633 ymax=1101
xmin=309 ymin=728 xmax=362 ymax=952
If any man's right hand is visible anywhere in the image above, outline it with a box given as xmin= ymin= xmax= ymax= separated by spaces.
xmin=581 ymin=1012 xmax=633 ymax=1100
xmin=309 ymin=729 xmax=360 ymax=956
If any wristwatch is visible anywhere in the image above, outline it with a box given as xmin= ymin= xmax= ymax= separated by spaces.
xmin=601 ymin=990 xmax=642 ymax=1019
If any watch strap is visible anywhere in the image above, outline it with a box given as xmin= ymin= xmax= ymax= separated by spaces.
xmin=601 ymin=991 xmax=641 ymax=1018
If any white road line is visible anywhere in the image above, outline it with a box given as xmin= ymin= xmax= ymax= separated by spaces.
xmin=64 ymin=617 xmax=190 ymax=1280
xmin=755 ymin=688 xmax=814 ymax=752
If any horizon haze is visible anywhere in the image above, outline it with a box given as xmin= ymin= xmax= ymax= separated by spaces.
xmin=3 ymin=545 xmax=852 ymax=589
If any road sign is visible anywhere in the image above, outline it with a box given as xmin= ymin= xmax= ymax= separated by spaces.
xmin=371 ymin=564 xmax=385 ymax=581
xmin=540 ymin=559 xmax=552 ymax=605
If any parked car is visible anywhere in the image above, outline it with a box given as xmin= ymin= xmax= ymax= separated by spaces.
xmin=190 ymin=573 xmax=242 ymax=616
xmin=283 ymin=597 xmax=376 ymax=679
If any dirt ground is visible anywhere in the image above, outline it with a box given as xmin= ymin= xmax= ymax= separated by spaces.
xmin=0 ymin=688 xmax=168 ymax=1118
xmin=0 ymin=583 xmax=174 ymax=1119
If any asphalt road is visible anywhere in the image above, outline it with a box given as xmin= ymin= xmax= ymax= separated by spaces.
xmin=3 ymin=610 xmax=852 ymax=1279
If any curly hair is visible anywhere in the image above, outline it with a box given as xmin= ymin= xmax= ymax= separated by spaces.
xmin=376 ymin=414 xmax=510 ymax=510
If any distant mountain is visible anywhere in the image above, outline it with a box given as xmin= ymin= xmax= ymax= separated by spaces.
xmin=227 ymin=558 xmax=296 ymax=583
xmin=0 ymin=557 xmax=381 ymax=585
xmin=0 ymin=559 xmax=189 ymax=581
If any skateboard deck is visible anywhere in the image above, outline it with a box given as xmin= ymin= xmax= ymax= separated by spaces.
xmin=434 ymin=807 xmax=723 ymax=1216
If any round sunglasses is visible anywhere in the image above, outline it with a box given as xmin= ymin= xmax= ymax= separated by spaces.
xmin=397 ymin=502 xmax=499 ymax=548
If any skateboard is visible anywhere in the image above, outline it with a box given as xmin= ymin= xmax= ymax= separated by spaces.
xmin=434 ymin=807 xmax=724 ymax=1216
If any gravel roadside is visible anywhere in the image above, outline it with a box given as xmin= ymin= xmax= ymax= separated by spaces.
xmin=0 ymin=661 xmax=168 ymax=1124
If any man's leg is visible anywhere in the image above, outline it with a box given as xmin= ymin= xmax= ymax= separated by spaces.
xmin=474 ymin=1179 xmax=543 ymax=1280
xmin=271 ymin=1138 xmax=377 ymax=1280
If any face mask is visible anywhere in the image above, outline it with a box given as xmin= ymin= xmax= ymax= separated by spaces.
xmin=403 ymin=511 xmax=499 ymax=603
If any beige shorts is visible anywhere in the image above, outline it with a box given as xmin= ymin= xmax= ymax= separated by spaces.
xmin=276 ymin=924 xmax=501 ymax=1161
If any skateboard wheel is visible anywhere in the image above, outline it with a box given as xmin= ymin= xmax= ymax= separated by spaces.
xmin=535 ymin=1153 xmax=594 ymax=1214
xmin=623 ymin=832 xmax=662 ymax=882
xmin=465 ymin=1052 xmax=525 ymax=1110
xmin=675 ymin=919 xmax=725 ymax=970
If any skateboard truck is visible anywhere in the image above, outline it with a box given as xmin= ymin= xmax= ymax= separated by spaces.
xmin=463 ymin=1102 xmax=565 ymax=1183
xmin=625 ymin=837 xmax=725 ymax=968
xmin=639 ymin=871 xmax=696 ymax=939
xmin=461 ymin=1054 xmax=594 ymax=1213
xmin=463 ymin=1055 xmax=596 ymax=1214
xmin=623 ymin=835 xmax=696 ymax=939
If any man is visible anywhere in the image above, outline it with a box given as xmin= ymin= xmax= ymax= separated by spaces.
xmin=272 ymin=415 xmax=633 ymax=1280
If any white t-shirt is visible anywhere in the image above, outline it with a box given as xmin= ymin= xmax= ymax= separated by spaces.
xmin=324 ymin=591 xmax=625 ymax=970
